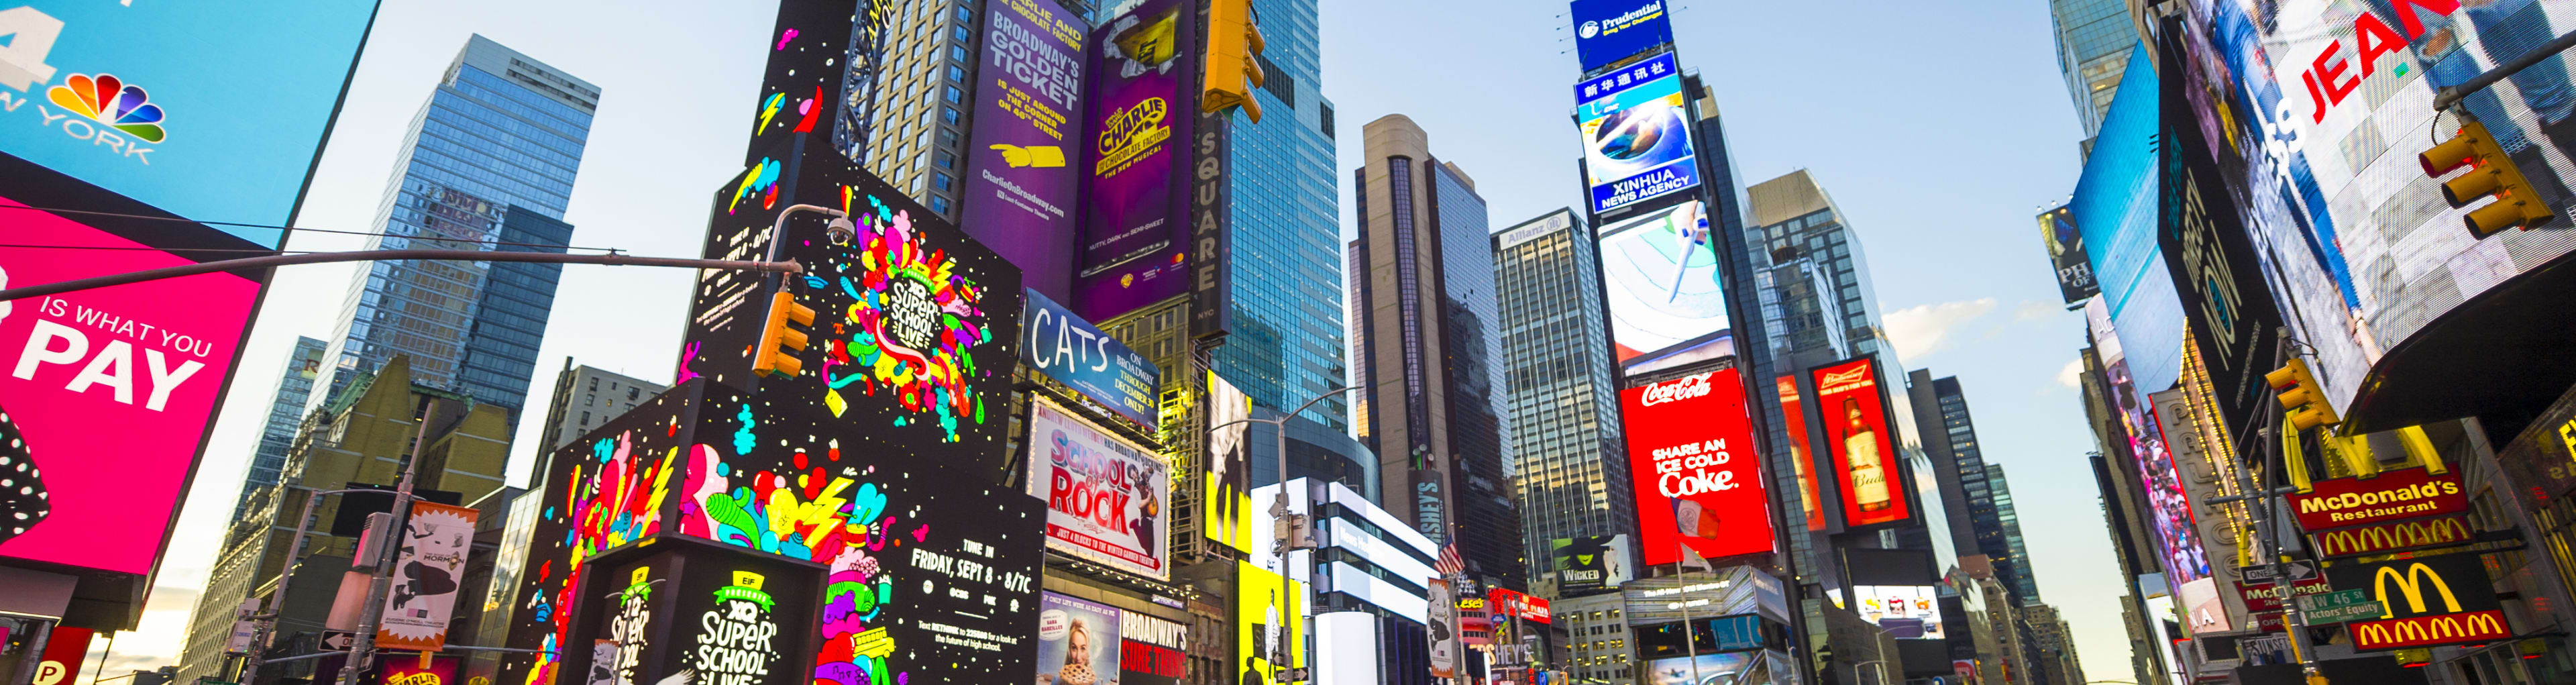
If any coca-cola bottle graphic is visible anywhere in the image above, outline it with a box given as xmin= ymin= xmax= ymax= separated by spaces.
xmin=1843 ymin=397 xmax=1891 ymax=512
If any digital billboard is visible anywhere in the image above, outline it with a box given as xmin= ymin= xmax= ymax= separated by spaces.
xmin=1075 ymin=0 xmax=1197 ymax=322
xmin=1851 ymin=586 xmax=1944 ymax=639
xmin=1622 ymin=368 xmax=1772 ymax=566
xmin=1036 ymin=593 xmax=1122 ymax=685
xmin=1026 ymin=397 xmax=1171 ymax=580
xmin=2157 ymin=31 xmax=2294 ymax=470
xmin=1773 ymin=374 xmax=1825 ymax=531
xmin=0 ymin=1 xmax=378 ymax=242
xmin=0 ymin=155 xmax=266 ymax=576
xmin=1552 ymin=535 xmax=1633 ymax=594
xmin=1576 ymin=52 xmax=1699 ymax=215
xmin=963 ymin=0 xmax=1089 ymax=299
xmin=2086 ymin=298 xmax=2209 ymax=584
xmin=2181 ymin=0 xmax=2576 ymax=399
xmin=1205 ymin=371 xmax=1254 ymax=554
xmin=2038 ymin=203 xmax=2098 ymax=304
xmin=1642 ymin=651 xmax=1760 ymax=685
xmin=1599 ymin=201 xmax=1729 ymax=373
xmin=1022 ymin=288 xmax=1161 ymax=427
xmin=1238 ymin=561 xmax=1307 ymax=685
xmin=1569 ymin=0 xmax=1674 ymax=72
xmin=1810 ymin=358 xmax=1910 ymax=529
xmin=2070 ymin=44 xmax=2183 ymax=399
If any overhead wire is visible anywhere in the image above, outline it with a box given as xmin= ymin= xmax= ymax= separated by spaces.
xmin=0 ymin=203 xmax=631 ymax=254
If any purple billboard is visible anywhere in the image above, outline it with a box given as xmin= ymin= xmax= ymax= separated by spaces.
xmin=1075 ymin=0 xmax=1195 ymax=323
xmin=961 ymin=0 xmax=1089 ymax=301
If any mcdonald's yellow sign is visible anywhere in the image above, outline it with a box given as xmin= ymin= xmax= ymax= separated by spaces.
xmin=2312 ymin=515 xmax=2474 ymax=558
xmin=2347 ymin=610 xmax=2511 ymax=650
xmin=2328 ymin=554 xmax=2512 ymax=650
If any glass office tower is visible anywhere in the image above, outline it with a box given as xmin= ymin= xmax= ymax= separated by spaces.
xmin=1213 ymin=0 xmax=1348 ymax=432
xmin=2048 ymin=0 xmax=2141 ymax=141
xmin=1492 ymin=209 xmax=1635 ymax=588
xmin=233 ymin=336 xmax=327 ymax=518
xmin=314 ymin=35 xmax=597 ymax=412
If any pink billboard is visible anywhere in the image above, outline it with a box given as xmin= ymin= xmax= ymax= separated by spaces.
xmin=0 ymin=194 xmax=262 ymax=575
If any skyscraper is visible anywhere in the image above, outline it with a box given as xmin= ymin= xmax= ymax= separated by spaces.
xmin=1912 ymin=371 xmax=2043 ymax=604
xmin=233 ymin=337 xmax=328 ymax=519
xmin=1212 ymin=0 xmax=1348 ymax=433
xmin=1492 ymin=208 xmax=1635 ymax=588
xmin=1348 ymin=114 xmax=1522 ymax=586
xmin=536 ymin=359 xmax=669 ymax=454
xmin=313 ymin=36 xmax=596 ymax=412
xmin=849 ymin=0 xmax=1102 ymax=217
xmin=2047 ymin=0 xmax=2143 ymax=142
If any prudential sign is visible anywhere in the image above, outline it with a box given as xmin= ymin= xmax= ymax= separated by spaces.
xmin=1570 ymin=0 xmax=1674 ymax=72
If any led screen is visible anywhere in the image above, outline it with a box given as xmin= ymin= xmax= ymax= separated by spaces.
xmin=1576 ymin=52 xmax=1699 ymax=215
xmin=1552 ymin=535 xmax=1633 ymax=594
xmin=1622 ymin=368 xmax=1772 ymax=566
xmin=961 ymin=0 xmax=1089 ymax=298
xmin=2087 ymin=299 xmax=2208 ymax=584
xmin=1599 ymin=200 xmax=1730 ymax=372
xmin=1772 ymin=375 xmax=1825 ymax=531
xmin=1075 ymin=0 xmax=1196 ymax=322
xmin=1022 ymin=288 xmax=1161 ymax=427
xmin=1569 ymin=0 xmax=1674 ymax=72
xmin=0 ymin=157 xmax=264 ymax=575
xmin=1851 ymin=586 xmax=1945 ymax=639
xmin=1642 ymin=651 xmax=1758 ymax=685
xmin=2038 ymin=203 xmax=2098 ymax=304
xmin=2180 ymin=0 xmax=2576 ymax=407
xmin=1036 ymin=593 xmax=1122 ymax=685
xmin=1024 ymin=397 xmax=1171 ymax=580
xmin=1238 ymin=562 xmax=1307 ymax=685
xmin=1810 ymin=358 xmax=1911 ymax=529
xmin=0 ymin=1 xmax=376 ymax=242
xmin=1204 ymin=371 xmax=1254 ymax=553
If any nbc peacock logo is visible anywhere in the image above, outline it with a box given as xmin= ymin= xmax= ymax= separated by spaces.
xmin=47 ymin=74 xmax=167 ymax=144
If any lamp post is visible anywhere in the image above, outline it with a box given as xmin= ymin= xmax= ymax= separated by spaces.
xmin=1207 ymin=384 xmax=1360 ymax=683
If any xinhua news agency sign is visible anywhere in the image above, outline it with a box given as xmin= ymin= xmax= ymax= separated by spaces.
xmin=2326 ymin=554 xmax=2510 ymax=651
xmin=2284 ymin=468 xmax=2465 ymax=533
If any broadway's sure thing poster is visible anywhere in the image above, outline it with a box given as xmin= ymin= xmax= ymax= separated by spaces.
xmin=1025 ymin=397 xmax=1171 ymax=580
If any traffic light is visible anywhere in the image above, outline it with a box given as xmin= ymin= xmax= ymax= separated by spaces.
xmin=2265 ymin=358 xmax=2339 ymax=432
xmin=2422 ymin=119 xmax=2557 ymax=238
xmin=753 ymin=290 xmax=816 ymax=377
xmin=1201 ymin=0 xmax=1266 ymax=123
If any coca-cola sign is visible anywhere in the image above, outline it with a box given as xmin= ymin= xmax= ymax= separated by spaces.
xmin=1621 ymin=366 xmax=1772 ymax=565
xmin=1639 ymin=372 xmax=1715 ymax=407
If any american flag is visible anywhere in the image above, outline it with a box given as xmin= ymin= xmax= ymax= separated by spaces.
xmin=1434 ymin=533 xmax=1464 ymax=578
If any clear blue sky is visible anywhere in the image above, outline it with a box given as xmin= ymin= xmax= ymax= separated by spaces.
xmin=118 ymin=1 xmax=2129 ymax=683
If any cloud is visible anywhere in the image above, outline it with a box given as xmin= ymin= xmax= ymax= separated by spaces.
xmin=2013 ymin=299 xmax=2063 ymax=322
xmin=1882 ymin=298 xmax=1997 ymax=360
xmin=2058 ymin=356 xmax=2085 ymax=388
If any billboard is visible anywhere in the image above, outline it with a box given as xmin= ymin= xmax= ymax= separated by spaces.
xmin=1552 ymin=535 xmax=1633 ymax=594
xmin=377 ymin=500 xmax=479 ymax=652
xmin=1026 ymin=397 xmax=1171 ymax=580
xmin=1773 ymin=375 xmax=1825 ymax=531
xmin=1427 ymin=578 xmax=1459 ymax=679
xmin=1622 ymin=368 xmax=1772 ymax=566
xmin=1599 ymin=200 xmax=1730 ymax=372
xmin=1205 ymin=371 xmax=1254 ymax=553
xmin=2071 ymin=44 xmax=2184 ymax=398
xmin=1119 ymin=609 xmax=1188 ymax=685
xmin=0 ymin=1 xmax=378 ymax=242
xmin=1022 ymin=288 xmax=1161 ymax=427
xmin=2284 ymin=467 xmax=2467 ymax=533
xmin=2087 ymin=298 xmax=2209 ymax=585
xmin=1576 ymin=52 xmax=1699 ymax=215
xmin=963 ymin=0 xmax=1089 ymax=299
xmin=1642 ymin=651 xmax=1760 ymax=685
xmin=1851 ymin=585 xmax=1944 ymax=639
xmin=2157 ymin=31 xmax=2292 ymax=470
xmin=2326 ymin=554 xmax=2508 ymax=651
xmin=1811 ymin=358 xmax=1910 ymax=528
xmin=1569 ymin=0 xmax=1674 ymax=72
xmin=36 ymin=625 xmax=92 ymax=685
xmin=1036 ymin=593 xmax=1122 ymax=685
xmin=2039 ymin=203 xmax=2099 ymax=304
xmin=1238 ymin=562 xmax=1307 ymax=684
xmin=1487 ymin=588 xmax=1552 ymax=624
xmin=1075 ymin=0 xmax=1197 ymax=322
xmin=0 ymin=157 xmax=266 ymax=575
xmin=2178 ymin=0 xmax=2576 ymax=402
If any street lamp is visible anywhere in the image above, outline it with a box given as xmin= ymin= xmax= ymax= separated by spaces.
xmin=1205 ymin=384 xmax=1359 ymax=684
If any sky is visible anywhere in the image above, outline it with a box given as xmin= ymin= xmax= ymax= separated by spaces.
xmin=90 ymin=1 xmax=2133 ymax=683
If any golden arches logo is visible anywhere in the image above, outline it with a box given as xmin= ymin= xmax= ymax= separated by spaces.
xmin=2315 ymin=517 xmax=2471 ymax=557
xmin=2373 ymin=562 xmax=2464 ymax=617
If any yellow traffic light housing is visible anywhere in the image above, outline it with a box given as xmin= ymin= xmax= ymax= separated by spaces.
xmin=753 ymin=290 xmax=816 ymax=377
xmin=2422 ymin=120 xmax=2556 ymax=238
xmin=2265 ymin=358 xmax=2340 ymax=432
xmin=1201 ymin=0 xmax=1267 ymax=123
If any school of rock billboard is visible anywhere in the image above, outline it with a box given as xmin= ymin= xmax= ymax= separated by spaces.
xmin=1025 ymin=397 xmax=1171 ymax=580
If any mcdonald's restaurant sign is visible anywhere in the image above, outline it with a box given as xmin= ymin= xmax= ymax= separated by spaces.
xmin=2326 ymin=554 xmax=2511 ymax=651
xmin=2285 ymin=468 xmax=2467 ymax=533
xmin=2310 ymin=515 xmax=2475 ymax=558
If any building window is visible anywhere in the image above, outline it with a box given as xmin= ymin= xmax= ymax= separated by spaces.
xmin=953 ymin=25 xmax=970 ymax=42
xmin=945 ymin=85 xmax=963 ymax=103
xmin=936 ymin=150 xmax=955 ymax=169
xmin=933 ymin=172 xmax=953 ymax=191
xmin=948 ymin=65 xmax=965 ymax=82
xmin=951 ymin=45 xmax=967 ymax=62
xmin=955 ymin=5 xmax=971 ymax=21
xmin=943 ymin=107 xmax=961 ymax=125
xmin=580 ymin=411 xmax=591 ymax=425
xmin=930 ymin=196 xmax=951 ymax=213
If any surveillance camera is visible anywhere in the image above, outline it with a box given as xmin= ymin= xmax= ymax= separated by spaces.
xmin=826 ymin=217 xmax=857 ymax=245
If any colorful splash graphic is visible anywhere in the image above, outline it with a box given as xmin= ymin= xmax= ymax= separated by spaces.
xmin=47 ymin=74 xmax=168 ymax=143
xmin=729 ymin=158 xmax=782 ymax=214
xmin=519 ymin=429 xmax=676 ymax=685
xmin=818 ymin=189 xmax=998 ymax=441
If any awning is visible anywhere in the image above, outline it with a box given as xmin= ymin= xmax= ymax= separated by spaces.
xmin=2341 ymin=246 xmax=2576 ymax=437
